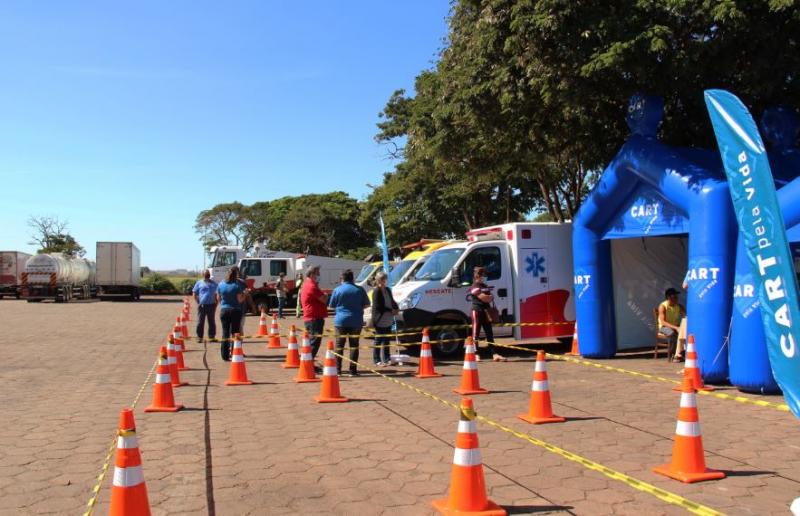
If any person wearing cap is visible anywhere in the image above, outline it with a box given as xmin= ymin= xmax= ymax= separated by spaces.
xmin=329 ymin=269 xmax=370 ymax=376
xmin=470 ymin=266 xmax=506 ymax=362
xmin=658 ymin=287 xmax=686 ymax=359
xmin=301 ymin=265 xmax=328 ymax=361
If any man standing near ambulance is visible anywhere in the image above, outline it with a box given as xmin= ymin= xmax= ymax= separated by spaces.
xmin=301 ymin=265 xmax=328 ymax=363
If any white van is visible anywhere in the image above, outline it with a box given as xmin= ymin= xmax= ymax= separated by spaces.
xmin=392 ymin=222 xmax=576 ymax=356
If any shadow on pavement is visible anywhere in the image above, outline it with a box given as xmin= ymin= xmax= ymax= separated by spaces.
xmin=505 ymin=505 xmax=573 ymax=514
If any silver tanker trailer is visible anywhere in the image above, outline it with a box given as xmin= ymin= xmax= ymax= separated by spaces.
xmin=21 ymin=253 xmax=97 ymax=302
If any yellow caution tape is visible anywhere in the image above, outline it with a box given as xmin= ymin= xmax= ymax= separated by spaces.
xmin=489 ymin=341 xmax=790 ymax=413
xmin=83 ymin=352 xmax=159 ymax=516
xmin=330 ymin=350 xmax=724 ymax=516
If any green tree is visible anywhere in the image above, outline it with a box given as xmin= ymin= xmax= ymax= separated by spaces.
xmin=194 ymin=202 xmax=248 ymax=250
xmin=27 ymin=215 xmax=86 ymax=257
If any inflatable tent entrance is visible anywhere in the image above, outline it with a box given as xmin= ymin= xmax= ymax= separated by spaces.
xmin=729 ymin=107 xmax=800 ymax=393
xmin=573 ymin=95 xmax=737 ymax=383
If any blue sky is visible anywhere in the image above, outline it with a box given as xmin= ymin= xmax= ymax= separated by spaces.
xmin=0 ymin=1 xmax=450 ymax=269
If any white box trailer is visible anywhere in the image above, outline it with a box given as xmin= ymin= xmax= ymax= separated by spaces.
xmin=96 ymin=242 xmax=142 ymax=301
xmin=0 ymin=251 xmax=32 ymax=299
xmin=391 ymin=222 xmax=575 ymax=356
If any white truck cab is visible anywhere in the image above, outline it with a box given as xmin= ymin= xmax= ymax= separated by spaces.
xmin=392 ymin=222 xmax=575 ymax=356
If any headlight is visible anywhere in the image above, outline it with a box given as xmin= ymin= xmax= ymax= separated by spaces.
xmin=399 ymin=292 xmax=422 ymax=310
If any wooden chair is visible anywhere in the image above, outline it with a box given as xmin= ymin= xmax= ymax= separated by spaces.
xmin=653 ymin=308 xmax=674 ymax=361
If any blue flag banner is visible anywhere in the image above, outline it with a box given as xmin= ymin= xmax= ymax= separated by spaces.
xmin=705 ymin=89 xmax=800 ymax=419
xmin=379 ymin=213 xmax=391 ymax=274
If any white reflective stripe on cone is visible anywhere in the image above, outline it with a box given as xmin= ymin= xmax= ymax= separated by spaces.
xmin=117 ymin=435 xmax=139 ymax=449
xmin=302 ymin=339 xmax=310 ymax=346
xmin=685 ymin=359 xmax=697 ymax=368
xmin=325 ymin=351 xmax=335 ymax=359
xmin=675 ymin=420 xmax=701 ymax=437
xmin=457 ymin=420 xmax=477 ymax=434
xmin=420 ymin=349 xmax=432 ymax=358
xmin=173 ymin=332 xmax=181 ymax=339
xmin=112 ymin=465 xmax=145 ymax=487
xmin=532 ymin=380 xmax=549 ymax=392
xmin=679 ymin=392 xmax=697 ymax=408
xmin=288 ymin=343 xmax=298 ymax=350
xmin=300 ymin=353 xmax=312 ymax=361
xmin=323 ymin=366 xmax=338 ymax=376
xmin=465 ymin=345 xmax=476 ymax=353
xmin=155 ymin=373 xmax=171 ymax=384
xmin=233 ymin=341 xmax=242 ymax=349
xmin=232 ymin=354 xmax=244 ymax=363
xmin=534 ymin=361 xmax=546 ymax=372
xmin=453 ymin=448 xmax=482 ymax=467
xmin=463 ymin=360 xmax=477 ymax=370
xmin=167 ymin=356 xmax=176 ymax=365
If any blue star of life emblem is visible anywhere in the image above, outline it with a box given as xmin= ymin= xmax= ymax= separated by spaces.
xmin=526 ymin=252 xmax=545 ymax=278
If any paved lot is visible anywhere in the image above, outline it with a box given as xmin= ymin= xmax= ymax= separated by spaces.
xmin=1 ymin=295 xmax=799 ymax=515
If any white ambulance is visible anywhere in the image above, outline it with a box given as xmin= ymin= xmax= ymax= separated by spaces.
xmin=392 ymin=222 xmax=575 ymax=356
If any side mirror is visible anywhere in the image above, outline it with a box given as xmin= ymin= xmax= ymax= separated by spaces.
xmin=448 ymin=268 xmax=461 ymax=288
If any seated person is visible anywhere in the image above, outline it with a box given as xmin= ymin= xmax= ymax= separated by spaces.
xmin=658 ymin=287 xmax=685 ymax=357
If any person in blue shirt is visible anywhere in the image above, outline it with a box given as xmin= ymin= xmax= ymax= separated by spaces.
xmin=216 ymin=266 xmax=247 ymax=361
xmin=328 ymin=269 xmax=370 ymax=376
xmin=192 ymin=270 xmax=218 ymax=342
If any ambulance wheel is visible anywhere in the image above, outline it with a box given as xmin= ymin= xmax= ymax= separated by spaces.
xmin=432 ymin=326 xmax=465 ymax=358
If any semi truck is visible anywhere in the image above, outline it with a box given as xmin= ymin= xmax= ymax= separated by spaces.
xmin=238 ymin=254 xmax=365 ymax=314
xmin=392 ymin=222 xmax=576 ymax=356
xmin=21 ymin=253 xmax=97 ymax=302
xmin=96 ymin=242 xmax=142 ymax=301
xmin=0 ymin=251 xmax=32 ymax=299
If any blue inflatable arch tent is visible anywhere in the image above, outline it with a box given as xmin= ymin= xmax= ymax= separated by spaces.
xmin=573 ymin=95 xmax=737 ymax=383
xmin=729 ymin=107 xmax=800 ymax=393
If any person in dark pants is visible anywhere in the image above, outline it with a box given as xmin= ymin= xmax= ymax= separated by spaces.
xmin=216 ymin=267 xmax=246 ymax=361
xmin=192 ymin=270 xmax=218 ymax=341
xmin=276 ymin=272 xmax=287 ymax=318
xmin=301 ymin=265 xmax=328 ymax=363
xmin=470 ymin=266 xmax=506 ymax=362
xmin=329 ymin=269 xmax=370 ymax=376
xmin=370 ymin=271 xmax=398 ymax=366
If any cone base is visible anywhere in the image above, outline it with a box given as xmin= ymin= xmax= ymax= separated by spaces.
xmin=565 ymin=352 xmax=580 ymax=356
xmin=144 ymin=404 xmax=183 ymax=413
xmin=281 ymin=364 xmax=300 ymax=369
xmin=453 ymin=387 xmax=489 ymax=395
xmin=431 ymin=498 xmax=506 ymax=516
xmin=416 ymin=372 xmax=444 ymax=378
xmin=517 ymin=413 xmax=565 ymax=425
xmin=295 ymin=378 xmax=322 ymax=383
xmin=672 ymin=384 xmax=715 ymax=392
xmin=314 ymin=395 xmax=349 ymax=403
xmin=171 ymin=381 xmax=189 ymax=387
xmin=225 ymin=379 xmax=253 ymax=386
xmin=652 ymin=464 xmax=725 ymax=483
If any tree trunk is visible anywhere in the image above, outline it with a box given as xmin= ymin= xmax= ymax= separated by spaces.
xmin=538 ymin=181 xmax=557 ymax=221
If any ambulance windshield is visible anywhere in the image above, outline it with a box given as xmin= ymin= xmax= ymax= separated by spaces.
xmin=414 ymin=249 xmax=464 ymax=281
xmin=388 ymin=260 xmax=414 ymax=286
xmin=355 ymin=264 xmax=376 ymax=283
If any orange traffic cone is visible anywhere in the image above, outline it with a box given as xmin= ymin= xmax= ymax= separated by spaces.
xmin=225 ymin=334 xmax=253 ymax=386
xmin=257 ymin=310 xmax=269 ymax=337
xmin=566 ymin=321 xmax=580 ymax=356
xmin=108 ymin=408 xmax=151 ymax=516
xmin=180 ymin=312 xmax=189 ymax=338
xmin=171 ymin=325 xmax=188 ymax=370
xmin=282 ymin=326 xmax=301 ymax=369
xmin=268 ymin=315 xmax=282 ymax=348
xmin=453 ymin=338 xmax=488 ymax=395
xmin=295 ymin=341 xmax=321 ymax=383
xmin=416 ymin=328 xmax=443 ymax=378
xmin=654 ymin=376 xmax=725 ymax=483
xmin=673 ymin=335 xmax=714 ymax=392
xmin=167 ymin=336 xmax=188 ymax=387
xmin=144 ymin=347 xmax=183 ymax=412
xmin=432 ymin=398 xmax=505 ymax=516
xmin=517 ymin=351 xmax=565 ymax=424
xmin=314 ymin=341 xmax=349 ymax=403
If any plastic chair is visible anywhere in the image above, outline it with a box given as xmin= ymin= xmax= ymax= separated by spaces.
xmin=653 ymin=308 xmax=674 ymax=361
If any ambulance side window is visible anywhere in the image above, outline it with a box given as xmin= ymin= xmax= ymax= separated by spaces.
xmin=242 ymin=260 xmax=261 ymax=277
xmin=459 ymin=247 xmax=502 ymax=284
xmin=269 ymin=260 xmax=288 ymax=277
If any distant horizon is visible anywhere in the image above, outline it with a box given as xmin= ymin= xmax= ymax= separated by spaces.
xmin=0 ymin=2 xmax=450 ymax=269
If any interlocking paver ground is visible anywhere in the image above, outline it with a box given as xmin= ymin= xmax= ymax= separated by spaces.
xmin=1 ymin=296 xmax=799 ymax=515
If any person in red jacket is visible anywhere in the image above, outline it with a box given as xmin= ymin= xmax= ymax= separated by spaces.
xmin=300 ymin=265 xmax=328 ymax=361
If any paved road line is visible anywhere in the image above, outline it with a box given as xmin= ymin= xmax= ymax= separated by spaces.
xmin=330 ymin=351 xmax=724 ymax=516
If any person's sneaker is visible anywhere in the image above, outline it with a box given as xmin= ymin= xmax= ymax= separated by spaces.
xmin=374 ymin=362 xmax=383 ymax=367
xmin=492 ymin=353 xmax=507 ymax=362
xmin=346 ymin=370 xmax=360 ymax=377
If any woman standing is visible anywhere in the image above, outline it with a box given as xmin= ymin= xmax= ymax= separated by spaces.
xmin=470 ymin=266 xmax=506 ymax=362
xmin=371 ymin=271 xmax=398 ymax=366
xmin=216 ymin=267 xmax=247 ymax=361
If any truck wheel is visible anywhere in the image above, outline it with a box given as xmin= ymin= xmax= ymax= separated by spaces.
xmin=432 ymin=325 xmax=466 ymax=358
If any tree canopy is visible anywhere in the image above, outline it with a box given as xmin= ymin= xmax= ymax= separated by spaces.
xmin=27 ymin=215 xmax=86 ymax=257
